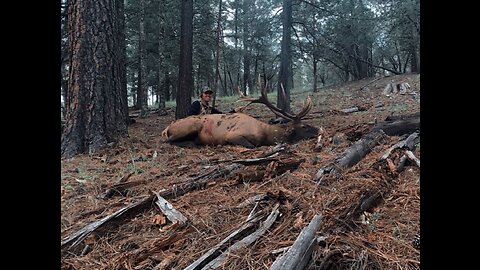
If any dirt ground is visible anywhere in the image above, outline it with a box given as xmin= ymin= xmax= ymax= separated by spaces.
xmin=61 ymin=73 xmax=420 ymax=270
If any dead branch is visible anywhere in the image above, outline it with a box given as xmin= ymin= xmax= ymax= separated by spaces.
xmin=378 ymin=132 xmax=419 ymax=161
xmin=396 ymin=155 xmax=408 ymax=172
xmin=258 ymin=143 xmax=287 ymax=158
xmin=104 ymin=179 xmax=148 ymax=198
xmin=337 ymin=190 xmax=382 ymax=230
xmin=359 ymin=76 xmax=385 ymax=90
xmin=405 ymin=150 xmax=420 ymax=167
xmin=123 ymin=231 xmax=186 ymax=268
xmin=203 ymin=203 xmax=281 ymax=269
xmin=231 ymin=153 xmax=280 ymax=165
xmin=61 ymin=195 xmax=156 ymax=252
xmin=340 ymin=107 xmax=359 ymax=114
xmin=63 ymin=164 xmax=242 ymax=255
xmin=155 ymin=193 xmax=187 ymax=224
xmin=235 ymin=194 xmax=270 ymax=209
xmin=269 ymin=214 xmax=323 ymax=270
xmin=184 ymin=214 xmax=266 ymax=270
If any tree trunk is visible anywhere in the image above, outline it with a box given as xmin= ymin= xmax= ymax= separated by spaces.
xmin=136 ymin=0 xmax=148 ymax=117
xmin=62 ymin=0 xmax=128 ymax=158
xmin=61 ymin=0 xmax=69 ymax=116
xmin=212 ymin=0 xmax=223 ymax=108
xmin=242 ymin=0 xmax=252 ymax=96
xmin=277 ymin=0 xmax=293 ymax=112
xmin=117 ymin=0 xmax=128 ymax=125
xmin=234 ymin=0 xmax=239 ymax=90
xmin=157 ymin=0 xmax=167 ymax=115
xmin=176 ymin=0 xmax=194 ymax=119
xmin=313 ymin=55 xmax=318 ymax=93
xmin=410 ymin=38 xmax=419 ymax=73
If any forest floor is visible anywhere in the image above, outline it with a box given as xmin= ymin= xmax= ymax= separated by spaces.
xmin=61 ymin=73 xmax=420 ymax=270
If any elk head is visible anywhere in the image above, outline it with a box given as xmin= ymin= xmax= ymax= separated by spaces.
xmin=239 ymin=82 xmax=318 ymax=143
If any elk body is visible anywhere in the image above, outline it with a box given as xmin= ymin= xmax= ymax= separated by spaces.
xmin=162 ymin=87 xmax=318 ymax=148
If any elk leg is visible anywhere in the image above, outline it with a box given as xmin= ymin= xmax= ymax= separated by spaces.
xmin=226 ymin=136 xmax=256 ymax=148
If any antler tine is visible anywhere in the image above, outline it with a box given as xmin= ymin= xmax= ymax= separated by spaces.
xmin=252 ymin=79 xmax=298 ymax=121
xmin=264 ymin=92 xmax=313 ymax=122
xmin=293 ymin=96 xmax=313 ymax=121
xmin=238 ymin=78 xmax=313 ymax=122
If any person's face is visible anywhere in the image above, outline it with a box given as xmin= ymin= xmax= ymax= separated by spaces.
xmin=201 ymin=92 xmax=212 ymax=102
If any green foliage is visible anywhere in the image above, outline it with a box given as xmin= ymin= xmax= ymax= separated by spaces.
xmin=67 ymin=0 xmax=419 ymax=109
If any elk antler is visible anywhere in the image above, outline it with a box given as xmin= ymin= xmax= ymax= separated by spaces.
xmin=239 ymin=76 xmax=313 ymax=122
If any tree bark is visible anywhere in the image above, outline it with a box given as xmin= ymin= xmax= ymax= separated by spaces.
xmin=212 ymin=0 xmax=223 ymax=108
xmin=62 ymin=0 xmax=128 ymax=158
xmin=242 ymin=0 xmax=252 ymax=95
xmin=176 ymin=0 xmax=194 ymax=119
xmin=277 ymin=0 xmax=293 ymax=112
xmin=136 ymin=0 xmax=148 ymax=117
xmin=117 ymin=0 xmax=129 ymax=125
xmin=157 ymin=0 xmax=167 ymax=115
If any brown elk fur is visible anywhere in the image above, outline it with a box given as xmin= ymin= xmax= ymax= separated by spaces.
xmin=162 ymin=113 xmax=318 ymax=148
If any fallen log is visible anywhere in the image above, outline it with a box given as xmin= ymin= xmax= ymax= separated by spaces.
xmin=203 ymin=203 xmax=281 ymax=269
xmin=61 ymin=194 xmax=156 ymax=251
xmin=337 ymin=131 xmax=385 ymax=169
xmin=269 ymin=214 xmax=322 ymax=270
xmin=373 ymin=114 xmax=420 ymax=136
xmin=337 ymin=190 xmax=382 ymax=230
xmin=314 ymin=130 xmax=386 ymax=182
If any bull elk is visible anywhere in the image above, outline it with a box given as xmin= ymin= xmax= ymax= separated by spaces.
xmin=161 ymin=86 xmax=318 ymax=148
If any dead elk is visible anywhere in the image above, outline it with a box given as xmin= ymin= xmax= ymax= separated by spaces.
xmin=161 ymin=91 xmax=318 ymax=148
